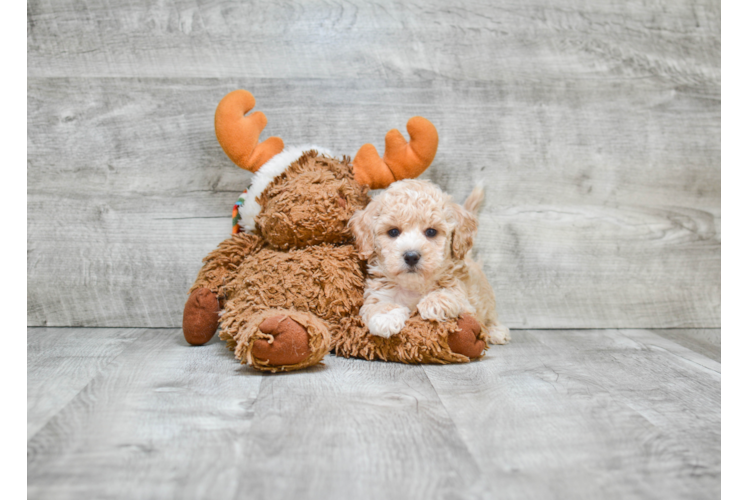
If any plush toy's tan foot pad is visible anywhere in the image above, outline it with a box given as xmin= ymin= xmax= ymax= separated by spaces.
xmin=252 ymin=316 xmax=312 ymax=366
xmin=448 ymin=315 xmax=486 ymax=359
xmin=183 ymin=288 xmax=220 ymax=346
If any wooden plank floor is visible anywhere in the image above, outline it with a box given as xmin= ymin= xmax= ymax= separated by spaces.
xmin=27 ymin=327 xmax=720 ymax=500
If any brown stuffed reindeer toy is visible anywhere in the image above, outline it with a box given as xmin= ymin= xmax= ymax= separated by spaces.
xmin=183 ymin=90 xmax=488 ymax=372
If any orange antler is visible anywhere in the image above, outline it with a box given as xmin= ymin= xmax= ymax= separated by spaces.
xmin=214 ymin=90 xmax=284 ymax=172
xmin=352 ymin=116 xmax=438 ymax=189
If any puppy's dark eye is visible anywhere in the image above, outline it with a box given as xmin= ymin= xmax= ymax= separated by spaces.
xmin=387 ymin=228 xmax=400 ymax=238
xmin=425 ymin=228 xmax=437 ymax=238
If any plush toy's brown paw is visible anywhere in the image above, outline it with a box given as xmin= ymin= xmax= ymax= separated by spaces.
xmin=252 ymin=316 xmax=312 ymax=366
xmin=183 ymin=288 xmax=220 ymax=346
xmin=448 ymin=315 xmax=486 ymax=359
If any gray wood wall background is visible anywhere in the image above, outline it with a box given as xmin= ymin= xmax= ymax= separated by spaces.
xmin=27 ymin=0 xmax=720 ymax=330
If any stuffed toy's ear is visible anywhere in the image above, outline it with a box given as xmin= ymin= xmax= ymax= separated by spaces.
xmin=215 ymin=90 xmax=284 ymax=172
xmin=447 ymin=201 xmax=478 ymax=261
xmin=348 ymin=199 xmax=380 ymax=259
xmin=352 ymin=117 xmax=438 ymax=189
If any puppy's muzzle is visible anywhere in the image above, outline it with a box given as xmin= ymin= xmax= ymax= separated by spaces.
xmin=403 ymin=251 xmax=421 ymax=268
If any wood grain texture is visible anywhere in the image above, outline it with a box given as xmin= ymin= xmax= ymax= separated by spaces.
xmin=27 ymin=0 xmax=720 ymax=84
xmin=27 ymin=0 xmax=720 ymax=328
xmin=423 ymin=328 xmax=720 ymax=499
xmin=27 ymin=77 xmax=720 ymax=328
xmin=27 ymin=327 xmax=720 ymax=499
xmin=27 ymin=192 xmax=227 ymax=328
xmin=27 ymin=77 xmax=720 ymax=207
xmin=27 ymin=188 xmax=720 ymax=328
xmin=236 ymin=358 xmax=487 ymax=500
xmin=27 ymin=327 xmax=143 ymax=439
xmin=28 ymin=328 xmax=265 ymax=499
xmin=651 ymin=328 xmax=720 ymax=362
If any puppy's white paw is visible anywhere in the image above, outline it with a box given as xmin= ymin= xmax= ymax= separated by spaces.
xmin=368 ymin=307 xmax=410 ymax=338
xmin=487 ymin=324 xmax=511 ymax=345
xmin=417 ymin=291 xmax=469 ymax=322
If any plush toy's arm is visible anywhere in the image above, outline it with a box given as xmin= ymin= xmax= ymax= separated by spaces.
xmin=184 ymin=232 xmax=264 ymax=346
xmin=189 ymin=232 xmax=264 ymax=298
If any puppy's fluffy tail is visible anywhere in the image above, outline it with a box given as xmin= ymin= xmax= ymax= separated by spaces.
xmin=464 ymin=184 xmax=485 ymax=215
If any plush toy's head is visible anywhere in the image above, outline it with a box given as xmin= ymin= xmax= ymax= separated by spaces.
xmin=255 ymin=151 xmax=369 ymax=249
xmin=215 ymin=89 xmax=439 ymax=249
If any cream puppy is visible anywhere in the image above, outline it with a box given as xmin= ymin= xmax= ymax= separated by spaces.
xmin=349 ymin=179 xmax=510 ymax=344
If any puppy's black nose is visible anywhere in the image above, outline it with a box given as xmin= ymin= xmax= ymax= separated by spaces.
xmin=403 ymin=251 xmax=421 ymax=267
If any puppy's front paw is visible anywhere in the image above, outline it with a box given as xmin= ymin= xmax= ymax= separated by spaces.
xmin=368 ymin=307 xmax=410 ymax=338
xmin=487 ymin=324 xmax=511 ymax=345
xmin=417 ymin=291 xmax=468 ymax=322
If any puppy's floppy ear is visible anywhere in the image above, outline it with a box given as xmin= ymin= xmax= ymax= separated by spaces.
xmin=447 ymin=201 xmax=478 ymax=260
xmin=348 ymin=199 xmax=380 ymax=259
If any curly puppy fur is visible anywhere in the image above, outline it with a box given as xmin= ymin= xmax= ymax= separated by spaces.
xmin=349 ymin=179 xmax=510 ymax=345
